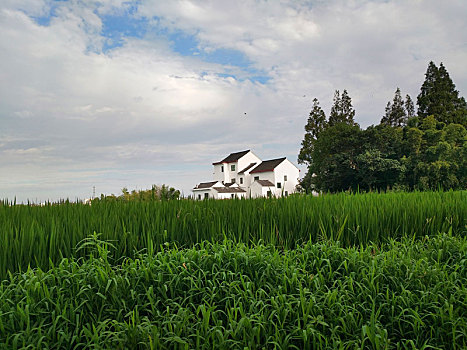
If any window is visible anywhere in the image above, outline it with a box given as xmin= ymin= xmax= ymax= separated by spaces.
xmin=231 ymin=164 xmax=235 ymax=171
xmin=240 ymin=177 xmax=243 ymax=184
xmin=267 ymin=191 xmax=272 ymax=197
xmin=198 ymin=194 xmax=201 ymax=200
xmin=221 ymin=165 xmax=224 ymax=172
xmin=231 ymin=178 xmax=236 ymax=183
xmin=204 ymin=193 xmax=209 ymax=199
xmin=277 ymin=182 xmax=281 ymax=188
xmin=285 ymin=191 xmax=288 ymax=197
xmin=284 ymin=175 xmax=287 ymax=181
xmin=254 ymin=176 xmax=259 ymax=181
xmin=231 ymin=194 xmax=235 ymax=199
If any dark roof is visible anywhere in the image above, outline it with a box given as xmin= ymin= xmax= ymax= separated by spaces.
xmin=213 ymin=187 xmax=246 ymax=193
xmin=250 ymin=157 xmax=286 ymax=174
xmin=193 ymin=181 xmax=218 ymax=189
xmin=256 ymin=180 xmax=275 ymax=187
xmin=212 ymin=150 xmax=250 ymax=165
xmin=238 ymin=162 xmax=257 ymax=175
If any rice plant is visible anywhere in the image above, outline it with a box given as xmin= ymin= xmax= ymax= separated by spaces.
xmin=0 ymin=233 xmax=466 ymax=349
xmin=0 ymin=190 xmax=465 ymax=277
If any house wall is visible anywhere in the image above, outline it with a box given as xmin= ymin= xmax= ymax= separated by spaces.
xmin=273 ymin=160 xmax=300 ymax=196
xmin=213 ymin=164 xmax=228 ymax=183
xmin=216 ymin=192 xmax=246 ymax=199
xmin=213 ymin=151 xmax=261 ymax=185
xmin=193 ymin=188 xmax=216 ymax=200
xmin=249 ymin=181 xmax=274 ymax=198
xmin=251 ymin=171 xmax=275 ymax=184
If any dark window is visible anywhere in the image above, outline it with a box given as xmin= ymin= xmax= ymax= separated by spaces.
xmin=284 ymin=175 xmax=287 ymax=181
xmin=285 ymin=191 xmax=288 ymax=197
xmin=231 ymin=178 xmax=236 ymax=183
xmin=240 ymin=177 xmax=243 ymax=184
xmin=198 ymin=194 xmax=201 ymax=200
xmin=254 ymin=176 xmax=259 ymax=181
xmin=231 ymin=194 xmax=235 ymax=198
xmin=267 ymin=191 xmax=272 ymax=197
xmin=204 ymin=193 xmax=209 ymax=199
xmin=277 ymin=182 xmax=281 ymax=188
xmin=221 ymin=166 xmax=224 ymax=172
xmin=231 ymin=164 xmax=235 ymax=171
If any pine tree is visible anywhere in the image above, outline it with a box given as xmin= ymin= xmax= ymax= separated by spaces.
xmin=417 ymin=61 xmax=467 ymax=125
xmin=417 ymin=61 xmax=438 ymax=117
xmin=298 ymin=98 xmax=327 ymax=166
xmin=381 ymin=88 xmax=407 ymax=127
xmin=405 ymin=94 xmax=415 ymax=119
xmin=328 ymin=89 xmax=356 ymax=126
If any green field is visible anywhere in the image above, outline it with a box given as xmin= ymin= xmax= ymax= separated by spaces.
xmin=1 ymin=191 xmax=465 ymax=277
xmin=1 ymin=234 xmax=466 ymax=349
xmin=0 ymin=191 xmax=466 ymax=349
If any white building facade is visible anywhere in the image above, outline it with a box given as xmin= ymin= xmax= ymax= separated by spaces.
xmin=193 ymin=150 xmax=300 ymax=199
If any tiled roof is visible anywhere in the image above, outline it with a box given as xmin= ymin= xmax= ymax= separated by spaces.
xmin=193 ymin=181 xmax=218 ymax=189
xmin=250 ymin=157 xmax=286 ymax=174
xmin=213 ymin=187 xmax=246 ymax=193
xmin=212 ymin=150 xmax=250 ymax=165
xmin=256 ymin=180 xmax=275 ymax=187
xmin=238 ymin=162 xmax=257 ymax=175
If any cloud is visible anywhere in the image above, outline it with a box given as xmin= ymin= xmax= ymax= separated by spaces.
xmin=0 ymin=0 xmax=466 ymax=201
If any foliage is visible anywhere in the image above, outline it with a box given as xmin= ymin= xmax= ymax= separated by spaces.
xmin=417 ymin=61 xmax=467 ymax=126
xmin=299 ymin=62 xmax=467 ymax=192
xmin=1 ymin=234 xmax=466 ymax=349
xmin=328 ymin=89 xmax=356 ymax=127
xmin=381 ymin=88 xmax=409 ymax=127
xmin=308 ymin=123 xmax=362 ymax=192
xmin=94 ymin=184 xmax=180 ymax=202
xmin=1 ymin=191 xmax=465 ymax=278
xmin=298 ymin=98 xmax=327 ymax=167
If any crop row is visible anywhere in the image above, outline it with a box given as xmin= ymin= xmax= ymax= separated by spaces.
xmin=1 ymin=233 xmax=466 ymax=349
xmin=0 ymin=191 xmax=465 ymax=277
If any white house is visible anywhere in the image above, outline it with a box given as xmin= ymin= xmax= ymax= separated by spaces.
xmin=193 ymin=150 xmax=300 ymax=199
xmin=192 ymin=180 xmax=247 ymax=200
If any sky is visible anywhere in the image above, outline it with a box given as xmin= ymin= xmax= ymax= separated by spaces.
xmin=1 ymin=0 xmax=466 ymax=202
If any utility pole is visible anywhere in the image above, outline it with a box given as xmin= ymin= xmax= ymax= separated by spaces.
xmin=92 ymin=186 xmax=96 ymax=199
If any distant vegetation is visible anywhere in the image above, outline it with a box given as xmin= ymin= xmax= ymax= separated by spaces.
xmin=92 ymin=184 xmax=180 ymax=202
xmin=299 ymin=61 xmax=467 ymax=193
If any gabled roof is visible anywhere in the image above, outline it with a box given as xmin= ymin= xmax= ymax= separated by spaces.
xmin=212 ymin=150 xmax=250 ymax=165
xmin=213 ymin=187 xmax=246 ymax=193
xmin=224 ymin=182 xmax=240 ymax=187
xmin=250 ymin=157 xmax=286 ymax=174
xmin=193 ymin=181 xmax=218 ymax=189
xmin=238 ymin=162 xmax=257 ymax=175
xmin=255 ymin=180 xmax=275 ymax=187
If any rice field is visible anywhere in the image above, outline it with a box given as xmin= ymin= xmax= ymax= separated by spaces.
xmin=0 ymin=191 xmax=466 ymax=278
xmin=1 ymin=234 xmax=466 ymax=349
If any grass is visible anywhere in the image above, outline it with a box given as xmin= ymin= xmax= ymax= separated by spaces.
xmin=0 ymin=233 xmax=466 ymax=349
xmin=0 ymin=191 xmax=465 ymax=277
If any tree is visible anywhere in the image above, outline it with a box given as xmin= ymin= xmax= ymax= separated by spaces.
xmin=417 ymin=61 xmax=467 ymax=126
xmin=328 ymin=89 xmax=356 ymax=126
xmin=298 ymin=98 xmax=327 ymax=166
xmin=356 ymin=149 xmax=404 ymax=191
xmin=405 ymin=94 xmax=415 ymax=119
xmin=381 ymin=88 xmax=407 ymax=127
xmin=309 ymin=123 xmax=363 ymax=192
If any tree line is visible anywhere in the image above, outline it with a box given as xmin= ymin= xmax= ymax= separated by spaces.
xmin=298 ymin=61 xmax=467 ymax=193
xmin=92 ymin=184 xmax=181 ymax=202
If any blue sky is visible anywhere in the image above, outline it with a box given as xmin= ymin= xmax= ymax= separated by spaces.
xmin=1 ymin=0 xmax=466 ymax=201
